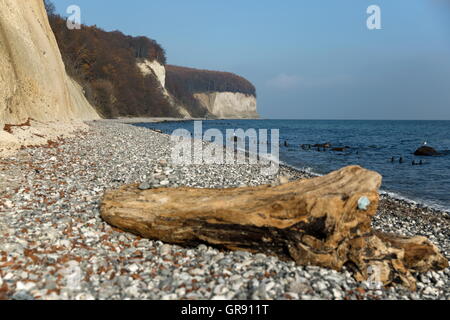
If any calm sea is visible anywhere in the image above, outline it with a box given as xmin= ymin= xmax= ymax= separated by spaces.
xmin=135 ymin=120 xmax=450 ymax=212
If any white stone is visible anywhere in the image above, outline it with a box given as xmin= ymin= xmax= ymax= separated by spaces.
xmin=128 ymin=264 xmax=140 ymax=273
xmin=160 ymin=180 xmax=170 ymax=186
xmin=4 ymin=200 xmax=13 ymax=208
xmin=75 ymin=293 xmax=95 ymax=300
xmin=59 ymin=240 xmax=72 ymax=248
xmin=435 ymin=280 xmax=445 ymax=287
xmin=16 ymin=281 xmax=36 ymax=291
xmin=160 ymin=244 xmax=172 ymax=256
xmin=423 ymin=287 xmax=439 ymax=296
xmin=265 ymin=281 xmax=275 ymax=292
xmin=189 ymin=268 xmax=204 ymax=276
xmin=161 ymin=293 xmax=177 ymax=300
xmin=314 ymin=281 xmax=328 ymax=291
xmin=3 ymin=272 xmax=15 ymax=280
xmin=125 ymin=285 xmax=140 ymax=298
xmin=332 ymin=288 xmax=343 ymax=300
xmin=0 ymin=0 xmax=99 ymax=157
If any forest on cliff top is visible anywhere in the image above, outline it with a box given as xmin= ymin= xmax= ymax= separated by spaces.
xmin=45 ymin=1 xmax=256 ymax=118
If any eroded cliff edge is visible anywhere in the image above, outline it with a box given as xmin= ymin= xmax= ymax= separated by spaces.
xmin=0 ymin=0 xmax=258 ymax=158
xmin=0 ymin=0 xmax=99 ymax=156
xmin=165 ymin=65 xmax=259 ymax=119
xmin=194 ymin=92 xmax=258 ymax=119
xmin=47 ymin=11 xmax=259 ymax=120
xmin=139 ymin=60 xmax=259 ymax=119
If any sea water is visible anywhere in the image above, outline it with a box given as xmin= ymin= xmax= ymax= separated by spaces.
xmin=135 ymin=120 xmax=450 ymax=212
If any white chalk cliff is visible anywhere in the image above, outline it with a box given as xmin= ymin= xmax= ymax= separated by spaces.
xmin=139 ymin=60 xmax=259 ymax=119
xmin=0 ymin=0 xmax=99 ymax=156
xmin=194 ymin=92 xmax=258 ymax=119
xmin=0 ymin=0 xmax=99 ymax=125
xmin=137 ymin=59 xmax=167 ymax=89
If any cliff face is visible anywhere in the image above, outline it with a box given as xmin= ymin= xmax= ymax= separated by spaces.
xmin=194 ymin=92 xmax=258 ymax=119
xmin=137 ymin=59 xmax=192 ymax=118
xmin=0 ymin=0 xmax=99 ymax=129
xmin=165 ymin=65 xmax=259 ymax=119
xmin=140 ymin=59 xmax=259 ymax=119
xmin=0 ymin=0 xmax=257 ymax=135
xmin=47 ymin=11 xmax=257 ymax=120
xmin=137 ymin=59 xmax=167 ymax=89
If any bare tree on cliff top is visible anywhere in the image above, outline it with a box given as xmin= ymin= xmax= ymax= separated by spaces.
xmin=44 ymin=0 xmax=56 ymax=17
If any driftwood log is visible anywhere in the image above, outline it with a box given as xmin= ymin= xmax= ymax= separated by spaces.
xmin=100 ymin=166 xmax=448 ymax=290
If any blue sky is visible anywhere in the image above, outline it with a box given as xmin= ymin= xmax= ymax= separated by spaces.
xmin=53 ymin=0 xmax=450 ymax=120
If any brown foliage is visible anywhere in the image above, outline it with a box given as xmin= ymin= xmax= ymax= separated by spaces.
xmin=48 ymin=15 xmax=179 ymax=118
xmin=167 ymin=65 xmax=256 ymax=96
xmin=46 ymin=6 xmax=256 ymax=119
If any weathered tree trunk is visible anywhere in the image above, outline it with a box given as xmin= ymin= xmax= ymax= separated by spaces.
xmin=100 ymin=166 xmax=448 ymax=290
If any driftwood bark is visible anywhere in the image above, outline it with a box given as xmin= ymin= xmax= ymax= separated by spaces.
xmin=100 ymin=166 xmax=448 ymax=290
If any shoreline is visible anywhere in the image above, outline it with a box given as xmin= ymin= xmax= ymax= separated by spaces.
xmin=103 ymin=116 xmax=262 ymax=125
xmin=0 ymin=120 xmax=448 ymax=300
xmin=130 ymin=118 xmax=450 ymax=216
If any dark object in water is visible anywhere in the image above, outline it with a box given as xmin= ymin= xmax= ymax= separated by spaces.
xmin=284 ymin=141 xmax=289 ymax=147
xmin=301 ymin=144 xmax=312 ymax=150
xmin=391 ymin=157 xmax=395 ymax=163
xmin=399 ymin=157 xmax=404 ymax=164
xmin=332 ymin=147 xmax=346 ymax=152
xmin=414 ymin=146 xmax=439 ymax=156
xmin=313 ymin=143 xmax=331 ymax=149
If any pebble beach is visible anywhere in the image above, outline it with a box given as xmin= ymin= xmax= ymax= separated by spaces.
xmin=0 ymin=120 xmax=448 ymax=300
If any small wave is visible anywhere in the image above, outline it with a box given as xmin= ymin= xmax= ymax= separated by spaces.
xmin=380 ymin=190 xmax=450 ymax=213
xmin=139 ymin=121 xmax=450 ymax=214
xmin=276 ymin=160 xmax=324 ymax=178
xmin=287 ymin=164 xmax=323 ymax=177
